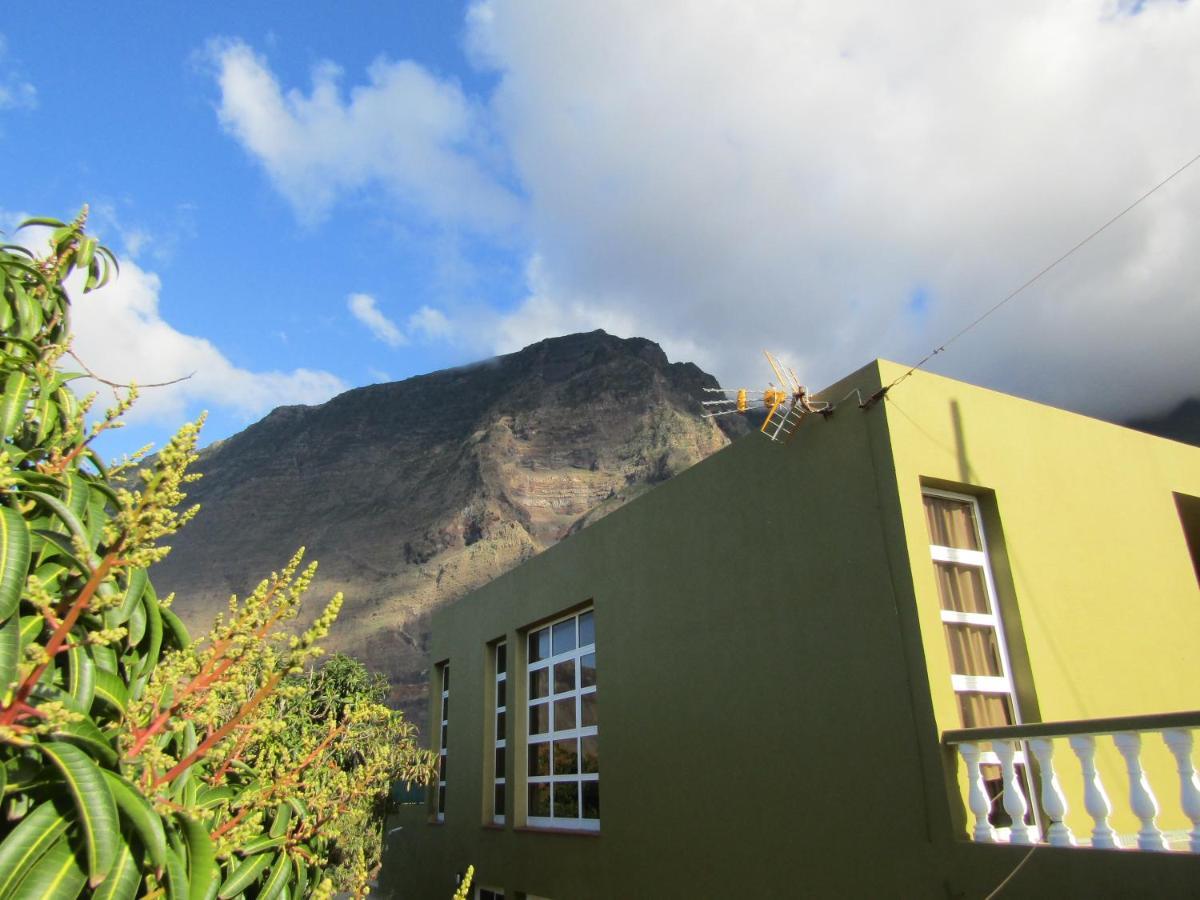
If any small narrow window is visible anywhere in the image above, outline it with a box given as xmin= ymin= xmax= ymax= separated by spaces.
xmin=1175 ymin=493 xmax=1200 ymax=588
xmin=527 ymin=609 xmax=598 ymax=830
xmin=493 ymin=641 xmax=507 ymax=825
xmin=437 ymin=663 xmax=449 ymax=821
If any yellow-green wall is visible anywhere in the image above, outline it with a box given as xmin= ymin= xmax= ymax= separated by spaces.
xmin=879 ymin=359 xmax=1200 ymax=841
xmin=381 ymin=359 xmax=1200 ymax=898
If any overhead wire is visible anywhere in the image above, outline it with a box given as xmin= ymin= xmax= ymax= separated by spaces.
xmin=866 ymin=147 xmax=1200 ymax=406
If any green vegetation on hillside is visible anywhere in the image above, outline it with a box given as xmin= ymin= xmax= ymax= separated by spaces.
xmin=0 ymin=210 xmax=436 ymax=898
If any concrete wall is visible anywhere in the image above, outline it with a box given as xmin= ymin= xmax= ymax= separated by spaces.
xmin=380 ymin=360 xmax=1200 ymax=898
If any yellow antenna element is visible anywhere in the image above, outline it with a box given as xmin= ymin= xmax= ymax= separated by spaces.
xmin=700 ymin=350 xmax=832 ymax=442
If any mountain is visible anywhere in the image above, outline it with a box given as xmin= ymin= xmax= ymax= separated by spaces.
xmin=154 ymin=331 xmax=744 ymax=721
xmin=1125 ymin=398 xmax=1200 ymax=448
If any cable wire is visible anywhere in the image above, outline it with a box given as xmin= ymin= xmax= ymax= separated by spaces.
xmin=877 ymin=148 xmax=1200 ymax=401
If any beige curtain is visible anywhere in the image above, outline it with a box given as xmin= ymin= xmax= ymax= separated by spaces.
xmin=943 ymin=623 xmax=1002 ymax=676
xmin=933 ymin=562 xmax=991 ymax=614
xmin=924 ymin=495 xmax=980 ymax=550
xmin=957 ymin=692 xmax=1013 ymax=728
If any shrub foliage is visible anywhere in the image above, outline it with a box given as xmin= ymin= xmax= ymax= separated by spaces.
xmin=0 ymin=210 xmax=436 ymax=898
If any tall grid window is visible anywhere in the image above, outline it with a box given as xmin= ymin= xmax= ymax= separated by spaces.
xmin=924 ymin=489 xmax=1032 ymax=829
xmin=493 ymin=641 xmax=507 ymax=825
xmin=527 ymin=609 xmax=598 ymax=830
xmin=437 ymin=663 xmax=449 ymax=821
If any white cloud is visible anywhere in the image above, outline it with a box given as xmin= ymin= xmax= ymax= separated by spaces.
xmin=407 ymin=305 xmax=455 ymax=341
xmin=208 ymin=39 xmax=520 ymax=229
xmin=69 ymin=260 xmax=346 ymax=425
xmin=464 ymin=0 xmax=1200 ymax=419
xmin=348 ymin=292 xmax=407 ymax=346
xmin=0 ymin=35 xmax=35 ymax=111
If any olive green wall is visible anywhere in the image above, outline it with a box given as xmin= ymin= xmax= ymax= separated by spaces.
xmin=878 ymin=360 xmax=1200 ymax=840
xmin=380 ymin=360 xmax=1200 ymax=898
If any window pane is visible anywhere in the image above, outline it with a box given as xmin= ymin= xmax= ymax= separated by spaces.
xmin=442 ymin=665 xmax=450 ymax=691
xmin=494 ymin=783 xmax=505 ymax=818
xmin=530 ymin=667 xmax=549 ymax=699
xmin=496 ymin=709 xmax=506 ymax=739
xmin=495 ymin=745 xmax=506 ymax=777
xmin=580 ymin=653 xmax=596 ymax=688
xmin=529 ymin=628 xmax=549 ymax=663
xmin=554 ymin=698 xmax=576 ymax=731
xmin=496 ymin=642 xmax=506 ymax=674
xmin=528 ymin=741 xmax=550 ymax=776
xmin=438 ymin=785 xmax=446 ymax=814
xmin=933 ymin=562 xmax=992 ymax=615
xmin=554 ymin=660 xmax=576 ymax=694
xmin=943 ymin=624 xmax=1004 ymax=676
xmin=581 ymin=735 xmax=599 ymax=774
xmin=957 ymin=692 xmax=1014 ymax=728
xmin=441 ymin=722 xmax=447 ymax=748
xmin=529 ymin=782 xmax=550 ymax=816
xmin=439 ymin=754 xmax=447 ymax=781
xmin=553 ymin=738 xmax=579 ymax=774
xmin=582 ymin=780 xmax=600 ymax=819
xmin=581 ymin=691 xmax=598 ymax=727
xmin=529 ymin=702 xmax=549 ymax=735
xmin=553 ymin=619 xmax=576 ymax=655
xmin=553 ymin=781 xmax=579 ymax=818
xmin=497 ymin=678 xmax=506 ymax=708
xmin=578 ymin=611 xmax=595 ymax=647
xmin=442 ymin=695 xmax=449 ymax=719
xmin=924 ymin=495 xmax=981 ymax=550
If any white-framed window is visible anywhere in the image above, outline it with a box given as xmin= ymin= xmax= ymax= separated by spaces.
xmin=436 ymin=663 xmax=449 ymax=821
xmin=526 ymin=609 xmax=598 ymax=830
xmin=923 ymin=489 xmax=1032 ymax=830
xmin=493 ymin=641 xmax=507 ymax=825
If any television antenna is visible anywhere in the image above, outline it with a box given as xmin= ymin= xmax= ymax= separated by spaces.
xmin=702 ymin=350 xmax=830 ymax=442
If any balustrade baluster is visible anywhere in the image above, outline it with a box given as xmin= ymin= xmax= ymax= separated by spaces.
xmin=1162 ymin=729 xmax=1200 ymax=853
xmin=1113 ymin=732 xmax=1168 ymax=851
xmin=993 ymin=740 xmax=1034 ymax=844
xmin=958 ymin=742 xmax=997 ymax=843
xmin=1028 ymin=737 xmax=1075 ymax=847
xmin=1067 ymin=735 xmax=1120 ymax=849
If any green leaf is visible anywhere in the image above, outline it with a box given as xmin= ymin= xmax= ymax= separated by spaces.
xmin=92 ymin=838 xmax=139 ymax=900
xmin=178 ymin=813 xmax=218 ymax=900
xmin=292 ymin=858 xmax=308 ymax=900
xmin=111 ymin=567 xmax=146 ymax=627
xmin=236 ymin=835 xmax=285 ymax=857
xmin=136 ymin=587 xmax=163 ymax=680
xmin=91 ymin=641 xmax=117 ymax=674
xmin=196 ymin=785 xmax=234 ymax=809
xmin=66 ymin=639 xmax=96 ymax=712
xmin=93 ymin=668 xmax=128 ymax=717
xmin=217 ymin=851 xmax=274 ymax=899
xmin=0 ymin=799 xmax=72 ymax=899
xmin=0 ymin=614 xmax=19 ymax=698
xmin=268 ymin=801 xmax=291 ymax=839
xmin=26 ymin=492 xmax=90 ymax=560
xmin=0 ymin=506 xmax=30 ymax=621
xmin=50 ymin=714 xmax=116 ymax=768
xmin=101 ymin=770 xmax=167 ymax=877
xmin=161 ymin=606 xmax=191 ymax=650
xmin=31 ymin=530 xmax=87 ymax=572
xmin=164 ymin=846 xmax=188 ymax=900
xmin=127 ymin=598 xmax=146 ymax=647
xmin=17 ymin=217 xmax=68 ymax=229
xmin=7 ymin=827 xmax=87 ymax=900
xmin=36 ymin=741 xmax=120 ymax=888
xmin=257 ymin=849 xmax=290 ymax=900
xmin=0 ymin=370 xmax=32 ymax=441
xmin=62 ymin=474 xmax=89 ymax=526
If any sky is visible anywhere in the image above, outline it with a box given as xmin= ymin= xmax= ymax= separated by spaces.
xmin=2 ymin=0 xmax=1199 ymax=459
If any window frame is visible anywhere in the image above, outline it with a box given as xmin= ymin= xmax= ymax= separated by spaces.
xmin=436 ymin=662 xmax=449 ymax=822
xmin=525 ymin=607 xmax=599 ymax=832
xmin=493 ymin=641 xmax=507 ymax=826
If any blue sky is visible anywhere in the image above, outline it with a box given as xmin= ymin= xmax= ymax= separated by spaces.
xmin=3 ymin=1 xmax=1199 ymax=459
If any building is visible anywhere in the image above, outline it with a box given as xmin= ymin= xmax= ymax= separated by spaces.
xmin=381 ymin=359 xmax=1200 ymax=898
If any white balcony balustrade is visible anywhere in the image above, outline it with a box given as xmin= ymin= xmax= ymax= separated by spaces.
xmin=944 ymin=711 xmax=1200 ymax=852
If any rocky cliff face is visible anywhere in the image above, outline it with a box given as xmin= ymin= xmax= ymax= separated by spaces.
xmin=155 ymin=331 xmax=743 ymax=720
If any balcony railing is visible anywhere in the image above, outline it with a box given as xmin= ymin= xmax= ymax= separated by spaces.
xmin=943 ymin=711 xmax=1200 ymax=852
